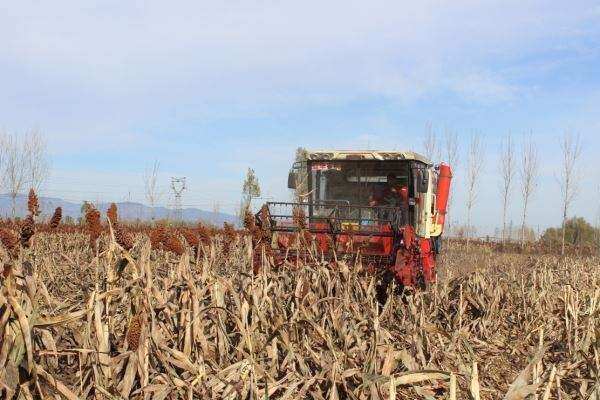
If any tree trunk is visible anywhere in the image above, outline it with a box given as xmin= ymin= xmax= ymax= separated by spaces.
xmin=466 ymin=206 xmax=471 ymax=251
xmin=502 ymin=196 xmax=507 ymax=245
xmin=561 ymin=208 xmax=567 ymax=256
xmin=11 ymin=194 xmax=17 ymax=218
xmin=445 ymin=219 xmax=452 ymax=250
xmin=521 ymin=201 xmax=528 ymax=248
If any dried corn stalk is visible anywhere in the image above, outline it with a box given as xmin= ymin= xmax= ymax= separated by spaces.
xmin=49 ymin=207 xmax=62 ymax=229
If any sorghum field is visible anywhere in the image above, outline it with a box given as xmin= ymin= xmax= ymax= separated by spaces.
xmin=1 ymin=193 xmax=599 ymax=399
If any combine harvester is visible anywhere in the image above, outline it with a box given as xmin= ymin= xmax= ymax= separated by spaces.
xmin=254 ymin=150 xmax=452 ymax=290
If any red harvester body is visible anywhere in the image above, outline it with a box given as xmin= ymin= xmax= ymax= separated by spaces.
xmin=254 ymin=150 xmax=452 ymax=289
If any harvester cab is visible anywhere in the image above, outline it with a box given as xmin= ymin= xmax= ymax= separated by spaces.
xmin=254 ymin=150 xmax=452 ymax=289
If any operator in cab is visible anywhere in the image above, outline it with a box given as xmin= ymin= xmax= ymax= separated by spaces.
xmin=369 ymin=172 xmax=409 ymax=224
xmin=369 ymin=172 xmax=408 ymax=207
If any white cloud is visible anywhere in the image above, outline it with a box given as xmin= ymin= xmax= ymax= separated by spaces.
xmin=2 ymin=0 xmax=596 ymax=109
xmin=447 ymin=71 xmax=517 ymax=103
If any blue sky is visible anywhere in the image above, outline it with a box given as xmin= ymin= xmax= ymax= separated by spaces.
xmin=1 ymin=1 xmax=600 ymax=234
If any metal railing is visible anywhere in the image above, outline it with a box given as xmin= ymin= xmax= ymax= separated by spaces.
xmin=259 ymin=201 xmax=406 ymax=237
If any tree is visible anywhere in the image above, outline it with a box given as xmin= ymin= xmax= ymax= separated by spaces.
xmin=519 ymin=133 xmax=538 ymax=246
xmin=423 ymin=122 xmax=441 ymax=162
xmin=541 ymin=217 xmax=597 ymax=248
xmin=80 ymin=201 xmax=93 ymax=224
xmin=3 ymin=133 xmax=28 ymax=217
xmin=24 ymin=129 xmax=50 ymax=192
xmin=242 ymin=167 xmax=261 ymax=211
xmin=0 ymin=130 xmax=50 ymax=218
xmin=443 ymin=128 xmax=460 ymax=170
xmin=465 ymin=134 xmax=485 ymax=250
xmin=499 ymin=133 xmax=516 ymax=244
xmin=443 ymin=129 xmax=460 ymax=242
xmin=144 ymin=160 xmax=161 ymax=221
xmin=295 ymin=147 xmax=309 ymax=161
xmin=558 ymin=132 xmax=582 ymax=255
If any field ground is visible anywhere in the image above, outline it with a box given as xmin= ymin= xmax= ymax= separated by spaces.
xmin=1 ymin=230 xmax=599 ymax=399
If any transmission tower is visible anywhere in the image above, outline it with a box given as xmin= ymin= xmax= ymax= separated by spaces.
xmin=170 ymin=177 xmax=187 ymax=221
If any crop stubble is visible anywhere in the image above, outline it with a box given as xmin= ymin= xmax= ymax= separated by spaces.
xmin=0 ymin=206 xmax=598 ymax=399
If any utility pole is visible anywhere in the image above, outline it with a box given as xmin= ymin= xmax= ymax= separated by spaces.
xmin=170 ymin=177 xmax=187 ymax=222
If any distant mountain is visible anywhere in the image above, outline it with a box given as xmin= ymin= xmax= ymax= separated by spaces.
xmin=0 ymin=194 xmax=238 ymax=226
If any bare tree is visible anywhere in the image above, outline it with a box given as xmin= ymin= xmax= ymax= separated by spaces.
xmin=443 ymin=128 xmax=459 ymax=239
xmin=0 ymin=130 xmax=50 ymax=218
xmin=558 ymin=132 xmax=582 ymax=255
xmin=423 ymin=122 xmax=442 ymax=162
xmin=465 ymin=134 xmax=485 ymax=250
xmin=3 ymin=134 xmax=29 ymax=217
xmin=443 ymin=128 xmax=460 ymax=169
xmin=519 ymin=133 xmax=539 ymax=247
xmin=24 ymin=129 xmax=50 ymax=192
xmin=499 ymin=133 xmax=516 ymax=244
xmin=144 ymin=160 xmax=162 ymax=221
